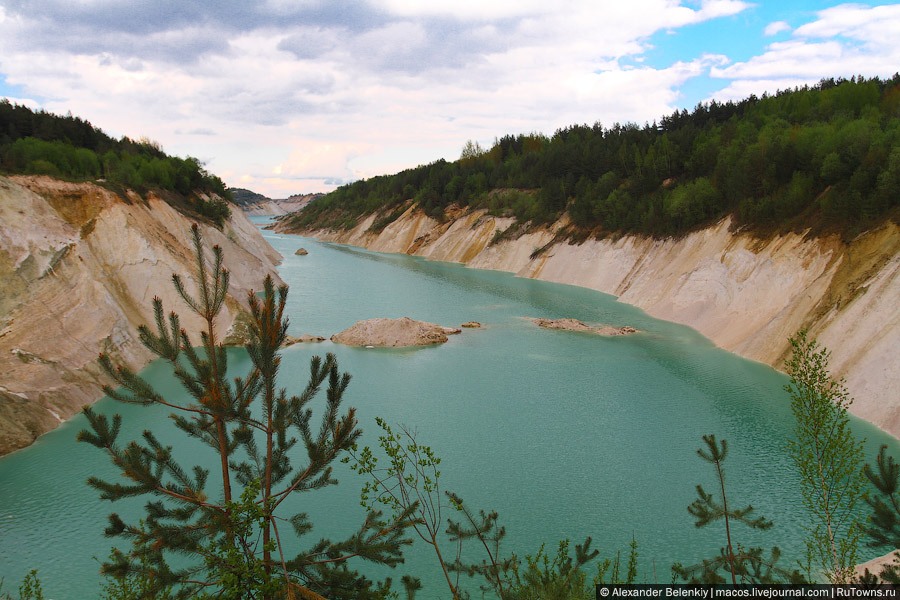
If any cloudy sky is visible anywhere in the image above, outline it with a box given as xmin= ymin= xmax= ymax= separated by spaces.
xmin=1 ymin=1 xmax=899 ymax=198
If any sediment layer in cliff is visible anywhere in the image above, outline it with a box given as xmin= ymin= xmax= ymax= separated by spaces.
xmin=277 ymin=205 xmax=899 ymax=437
xmin=0 ymin=176 xmax=283 ymax=455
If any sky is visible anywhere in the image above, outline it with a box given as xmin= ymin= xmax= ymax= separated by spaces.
xmin=1 ymin=1 xmax=899 ymax=198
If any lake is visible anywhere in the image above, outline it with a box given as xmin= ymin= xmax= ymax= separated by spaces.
xmin=1 ymin=220 xmax=896 ymax=598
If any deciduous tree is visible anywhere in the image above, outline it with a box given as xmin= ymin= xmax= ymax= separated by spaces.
xmin=786 ymin=331 xmax=866 ymax=583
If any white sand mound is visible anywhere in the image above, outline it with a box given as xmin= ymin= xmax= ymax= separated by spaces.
xmin=331 ymin=317 xmax=461 ymax=347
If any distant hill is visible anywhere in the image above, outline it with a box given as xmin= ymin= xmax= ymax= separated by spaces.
xmin=230 ymin=187 xmax=272 ymax=206
xmin=0 ymin=100 xmax=232 ymax=226
xmin=229 ymin=187 xmax=323 ymax=216
xmin=286 ymin=75 xmax=900 ymax=240
xmin=229 ymin=187 xmax=323 ymax=204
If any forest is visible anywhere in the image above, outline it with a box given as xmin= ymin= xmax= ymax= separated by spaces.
xmin=287 ymin=76 xmax=900 ymax=239
xmin=0 ymin=100 xmax=231 ymax=226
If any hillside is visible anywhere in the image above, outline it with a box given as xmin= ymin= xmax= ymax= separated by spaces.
xmin=0 ymin=175 xmax=282 ymax=455
xmin=0 ymin=100 xmax=233 ymax=226
xmin=276 ymin=76 xmax=900 ymax=438
xmin=284 ymin=76 xmax=899 ymax=240
xmin=230 ymin=187 xmax=323 ymax=216
xmin=276 ymin=205 xmax=899 ymax=437
xmin=229 ymin=187 xmax=272 ymax=206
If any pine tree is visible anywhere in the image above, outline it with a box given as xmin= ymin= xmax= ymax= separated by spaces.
xmin=595 ymin=537 xmax=640 ymax=585
xmin=673 ymin=435 xmax=802 ymax=584
xmin=445 ymin=493 xmax=519 ymax=598
xmin=78 ymin=224 xmax=413 ymax=599
xmin=786 ymin=330 xmax=866 ymax=583
xmin=864 ymin=446 xmax=900 ymax=548
xmin=503 ymin=539 xmax=597 ymax=600
xmin=859 ymin=445 xmax=900 ymax=583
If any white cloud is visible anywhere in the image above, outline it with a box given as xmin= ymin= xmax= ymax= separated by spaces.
xmin=709 ymin=77 xmax=819 ymax=103
xmin=708 ymin=3 xmax=900 ymax=103
xmin=264 ymin=0 xmax=326 ymax=15
xmin=277 ymin=140 xmax=376 ymax=180
xmin=695 ymin=0 xmax=752 ymax=20
xmin=794 ymin=3 xmax=900 ymax=44
xmin=711 ymin=40 xmax=849 ymax=79
xmin=764 ymin=21 xmax=790 ymax=36
xmin=10 ymin=1 xmax=897 ymax=199
xmin=375 ymin=0 xmax=550 ymax=20
xmin=0 ymin=95 xmax=39 ymax=109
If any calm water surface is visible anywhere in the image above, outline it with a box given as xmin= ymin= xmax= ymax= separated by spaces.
xmin=1 ymin=220 xmax=896 ymax=598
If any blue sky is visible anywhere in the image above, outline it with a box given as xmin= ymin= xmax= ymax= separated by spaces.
xmin=1 ymin=0 xmax=898 ymax=197
xmin=0 ymin=75 xmax=25 ymax=99
xmin=636 ymin=5 xmax=770 ymax=106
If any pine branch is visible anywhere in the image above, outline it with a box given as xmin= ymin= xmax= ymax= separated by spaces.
xmin=81 ymin=225 xmax=412 ymax=599
xmin=864 ymin=445 xmax=900 ymax=548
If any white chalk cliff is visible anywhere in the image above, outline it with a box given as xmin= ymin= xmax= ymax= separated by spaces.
xmin=239 ymin=195 xmax=317 ymax=216
xmin=0 ymin=176 xmax=282 ymax=455
xmin=278 ymin=204 xmax=899 ymax=437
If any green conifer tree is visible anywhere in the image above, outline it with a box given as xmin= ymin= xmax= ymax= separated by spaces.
xmin=859 ymin=445 xmax=900 ymax=583
xmin=673 ymin=435 xmax=802 ymax=584
xmin=78 ymin=224 xmax=413 ymax=599
xmin=445 ymin=493 xmax=519 ymax=598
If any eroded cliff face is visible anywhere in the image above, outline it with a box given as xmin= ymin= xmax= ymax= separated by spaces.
xmin=0 ymin=176 xmax=283 ymax=455
xmin=240 ymin=197 xmax=314 ymax=216
xmin=281 ymin=205 xmax=899 ymax=437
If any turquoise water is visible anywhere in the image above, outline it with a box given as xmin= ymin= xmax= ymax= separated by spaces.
xmin=1 ymin=221 xmax=896 ymax=598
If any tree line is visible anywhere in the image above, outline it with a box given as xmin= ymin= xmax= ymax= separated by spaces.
xmin=0 ymin=100 xmax=231 ymax=226
xmin=288 ymin=75 xmax=900 ymax=239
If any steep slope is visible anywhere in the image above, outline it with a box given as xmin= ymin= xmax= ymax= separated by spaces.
xmin=239 ymin=195 xmax=317 ymax=216
xmin=278 ymin=206 xmax=899 ymax=437
xmin=0 ymin=175 xmax=283 ymax=455
xmin=230 ymin=188 xmax=321 ymax=216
